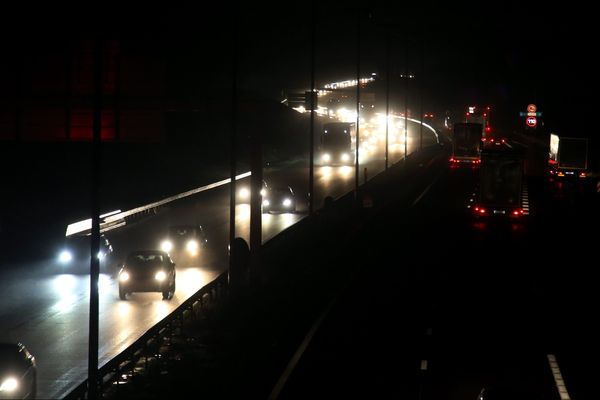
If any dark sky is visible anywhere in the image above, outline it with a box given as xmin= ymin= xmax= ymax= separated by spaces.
xmin=3 ymin=2 xmax=596 ymax=133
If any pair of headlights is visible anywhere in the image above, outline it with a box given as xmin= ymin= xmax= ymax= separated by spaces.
xmin=161 ymin=240 xmax=199 ymax=254
xmin=262 ymin=198 xmax=292 ymax=207
xmin=58 ymin=250 xmax=105 ymax=264
xmin=322 ymin=153 xmax=350 ymax=163
xmin=119 ymin=270 xmax=167 ymax=282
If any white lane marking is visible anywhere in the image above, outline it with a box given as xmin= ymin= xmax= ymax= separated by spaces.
xmin=547 ymin=354 xmax=572 ymax=400
xmin=268 ymin=296 xmax=337 ymax=400
xmin=412 ymin=173 xmax=441 ymax=207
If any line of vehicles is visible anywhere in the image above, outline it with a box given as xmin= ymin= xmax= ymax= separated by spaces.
xmin=57 ymin=178 xmax=300 ymax=302
xmin=450 ymin=116 xmax=592 ymax=222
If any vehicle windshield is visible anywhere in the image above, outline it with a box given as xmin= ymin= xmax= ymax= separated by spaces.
xmin=126 ymin=253 xmax=165 ymax=267
xmin=168 ymin=226 xmax=198 ymax=238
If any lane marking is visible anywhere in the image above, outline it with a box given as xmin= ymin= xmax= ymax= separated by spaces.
xmin=547 ymin=354 xmax=571 ymax=400
xmin=268 ymin=296 xmax=337 ymax=400
xmin=412 ymin=173 xmax=442 ymax=207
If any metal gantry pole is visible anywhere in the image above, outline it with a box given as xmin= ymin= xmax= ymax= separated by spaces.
xmin=88 ymin=37 xmax=102 ymax=400
xmin=229 ymin=7 xmax=238 ymax=278
xmin=385 ymin=29 xmax=390 ymax=170
xmin=419 ymin=35 xmax=424 ymax=151
xmin=309 ymin=0 xmax=316 ymax=215
xmin=404 ymin=35 xmax=408 ymax=162
xmin=355 ymin=11 xmax=361 ymax=196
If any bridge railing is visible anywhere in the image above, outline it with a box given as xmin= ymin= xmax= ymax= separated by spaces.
xmin=63 ymin=271 xmax=229 ymax=400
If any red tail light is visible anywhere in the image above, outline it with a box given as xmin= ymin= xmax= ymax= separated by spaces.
xmin=474 ymin=206 xmax=487 ymax=214
xmin=579 ymin=172 xmax=587 ymax=178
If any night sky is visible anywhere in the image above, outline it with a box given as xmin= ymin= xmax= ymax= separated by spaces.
xmin=1 ymin=2 xmax=596 ymax=134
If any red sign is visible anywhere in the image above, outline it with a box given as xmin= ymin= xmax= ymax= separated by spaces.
xmin=526 ymin=116 xmax=537 ymax=127
xmin=527 ymin=104 xmax=537 ymax=113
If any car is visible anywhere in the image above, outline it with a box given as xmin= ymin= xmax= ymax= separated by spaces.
xmin=57 ymin=233 xmax=115 ymax=274
xmin=237 ymin=180 xmax=269 ymax=203
xmin=262 ymin=186 xmax=296 ymax=213
xmin=117 ymin=250 xmax=176 ymax=300
xmin=0 ymin=342 xmax=37 ymax=400
xmin=160 ymin=224 xmax=208 ymax=264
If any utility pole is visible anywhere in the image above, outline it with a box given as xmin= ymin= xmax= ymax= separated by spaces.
xmin=419 ymin=35 xmax=424 ymax=151
xmin=385 ymin=29 xmax=390 ymax=170
xmin=404 ymin=35 xmax=408 ymax=162
xmin=309 ymin=0 xmax=316 ymax=215
xmin=88 ymin=37 xmax=102 ymax=400
xmin=229 ymin=6 xmax=238 ymax=282
xmin=355 ymin=10 xmax=361 ymax=196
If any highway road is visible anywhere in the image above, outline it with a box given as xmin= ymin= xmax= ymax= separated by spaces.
xmin=0 ymin=119 xmax=439 ymax=398
xmin=272 ymin=134 xmax=599 ymax=400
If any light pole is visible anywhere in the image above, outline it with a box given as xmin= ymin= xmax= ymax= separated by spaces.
xmin=385 ymin=29 xmax=390 ymax=170
xmin=309 ymin=0 xmax=316 ymax=215
xmin=355 ymin=10 xmax=361 ymax=197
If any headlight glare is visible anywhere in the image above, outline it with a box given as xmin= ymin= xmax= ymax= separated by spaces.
xmin=161 ymin=240 xmax=173 ymax=252
xmin=283 ymin=198 xmax=292 ymax=207
xmin=155 ymin=271 xmax=167 ymax=281
xmin=239 ymin=187 xmax=250 ymax=199
xmin=186 ymin=240 xmax=199 ymax=254
xmin=59 ymin=250 xmax=72 ymax=263
xmin=0 ymin=377 xmax=19 ymax=392
xmin=119 ymin=271 xmax=130 ymax=282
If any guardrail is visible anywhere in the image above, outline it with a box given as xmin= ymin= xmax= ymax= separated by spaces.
xmin=65 ymin=171 xmax=252 ymax=237
xmin=64 ymin=271 xmax=229 ymax=400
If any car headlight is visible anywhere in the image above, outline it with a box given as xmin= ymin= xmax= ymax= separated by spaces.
xmin=59 ymin=250 xmax=73 ymax=264
xmin=283 ymin=198 xmax=292 ymax=207
xmin=155 ymin=271 xmax=167 ymax=281
xmin=186 ymin=240 xmax=199 ymax=254
xmin=262 ymin=199 xmax=270 ymax=207
xmin=322 ymin=153 xmax=331 ymax=162
xmin=119 ymin=271 xmax=130 ymax=282
xmin=0 ymin=377 xmax=19 ymax=392
xmin=341 ymin=153 xmax=350 ymax=162
xmin=239 ymin=187 xmax=250 ymax=200
xmin=97 ymin=251 xmax=104 ymax=260
xmin=260 ymin=188 xmax=266 ymax=196
xmin=161 ymin=240 xmax=173 ymax=252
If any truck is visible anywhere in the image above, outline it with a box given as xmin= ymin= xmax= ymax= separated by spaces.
xmin=471 ymin=148 xmax=526 ymax=218
xmin=320 ymin=122 xmax=355 ymax=166
xmin=548 ymin=134 xmax=588 ymax=179
xmin=450 ymin=122 xmax=483 ymax=166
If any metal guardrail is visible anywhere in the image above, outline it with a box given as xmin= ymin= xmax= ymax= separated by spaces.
xmin=65 ymin=171 xmax=252 ymax=237
xmin=64 ymin=272 xmax=229 ymax=400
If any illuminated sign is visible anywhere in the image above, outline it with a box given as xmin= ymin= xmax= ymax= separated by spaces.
xmin=526 ymin=116 xmax=537 ymax=127
xmin=527 ymin=104 xmax=537 ymax=113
